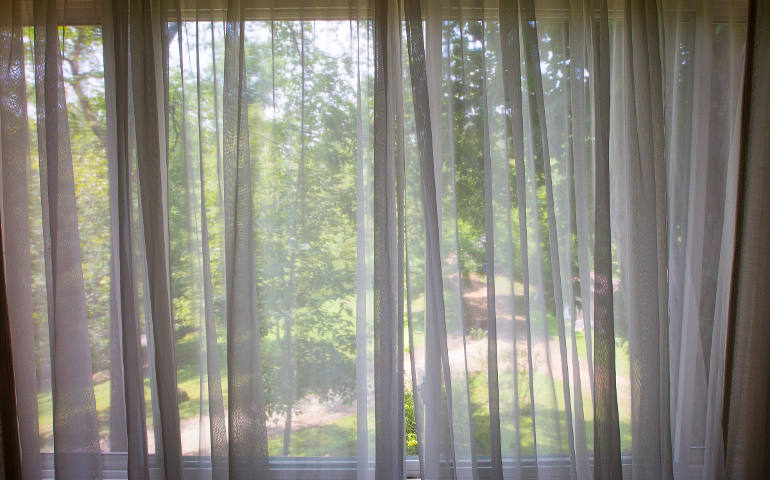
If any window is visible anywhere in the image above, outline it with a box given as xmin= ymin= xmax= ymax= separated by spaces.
xmin=1 ymin=1 xmax=748 ymax=478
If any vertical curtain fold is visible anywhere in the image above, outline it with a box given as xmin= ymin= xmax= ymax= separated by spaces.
xmin=0 ymin=0 xmax=43 ymax=476
xmin=221 ymin=0 xmax=269 ymax=474
xmin=520 ymin=1 xmax=579 ymax=475
xmin=620 ymin=0 xmax=672 ymax=477
xmin=128 ymin=0 xmax=185 ymax=474
xmin=404 ymin=0 xmax=460 ymax=476
xmin=662 ymin=1 xmax=746 ymax=477
xmin=590 ymin=0 xmax=623 ymax=478
xmin=479 ymin=13 xmax=503 ymax=480
xmin=667 ymin=0 xmax=712 ymax=472
xmin=498 ymin=0 xmax=540 ymax=474
xmin=700 ymin=5 xmax=745 ymax=477
xmin=192 ymin=7 xmax=228 ymax=479
xmin=102 ymin=0 xmax=151 ymax=476
xmin=723 ymin=0 xmax=770 ymax=476
xmin=32 ymin=0 xmax=102 ymax=474
xmin=0 ymin=180 xmax=22 ymax=480
xmin=352 ymin=3 xmax=375 ymax=479
xmin=374 ymin=0 xmax=405 ymax=476
xmin=563 ymin=5 xmax=592 ymax=477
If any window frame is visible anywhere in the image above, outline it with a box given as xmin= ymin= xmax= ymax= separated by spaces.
xmin=19 ymin=1 xmax=741 ymax=477
xmin=40 ymin=453 xmax=640 ymax=479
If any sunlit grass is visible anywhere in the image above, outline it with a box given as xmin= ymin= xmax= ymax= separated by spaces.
xmin=36 ymin=321 xmax=631 ymax=456
xmin=268 ymin=414 xmax=357 ymax=457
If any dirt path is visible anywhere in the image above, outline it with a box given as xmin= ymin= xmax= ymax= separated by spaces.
xmin=167 ymin=273 xmax=627 ymax=454
xmin=411 ymin=271 xmax=630 ymax=404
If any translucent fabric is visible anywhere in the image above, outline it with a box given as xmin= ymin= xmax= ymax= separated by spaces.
xmin=722 ymin=0 xmax=770 ymax=477
xmin=0 ymin=0 xmax=751 ymax=480
xmin=3 ymin=0 xmax=377 ymax=477
xmin=398 ymin=0 xmax=748 ymax=479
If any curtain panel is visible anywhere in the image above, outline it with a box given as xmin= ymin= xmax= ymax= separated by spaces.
xmin=722 ymin=0 xmax=770 ymax=476
xmin=0 ymin=0 xmax=750 ymax=478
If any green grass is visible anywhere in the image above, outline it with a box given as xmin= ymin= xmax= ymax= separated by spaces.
xmin=36 ymin=322 xmax=633 ymax=456
xmin=466 ymin=371 xmax=632 ymax=457
xmin=269 ymin=414 xmax=357 ymax=457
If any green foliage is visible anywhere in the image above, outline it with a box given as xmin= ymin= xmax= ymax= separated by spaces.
xmin=405 ymin=389 xmax=419 ymax=456
xmin=28 ymin=17 xmax=628 ymax=459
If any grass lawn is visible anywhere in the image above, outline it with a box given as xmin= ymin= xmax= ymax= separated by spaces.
xmin=36 ymin=321 xmax=633 ymax=458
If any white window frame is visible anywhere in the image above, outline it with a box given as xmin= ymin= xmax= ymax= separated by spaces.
xmin=40 ymin=453 xmax=641 ymax=479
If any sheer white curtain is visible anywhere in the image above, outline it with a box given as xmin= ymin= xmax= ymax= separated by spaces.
xmin=393 ymin=0 xmax=747 ymax=478
xmin=3 ymin=0 xmax=377 ymax=477
xmin=0 ymin=0 xmax=751 ymax=479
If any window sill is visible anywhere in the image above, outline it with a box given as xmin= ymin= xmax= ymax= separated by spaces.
xmin=39 ymin=453 xmax=644 ymax=480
